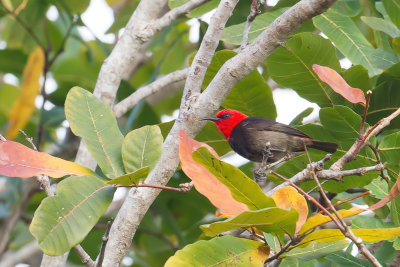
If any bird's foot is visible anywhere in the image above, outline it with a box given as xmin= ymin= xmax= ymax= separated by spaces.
xmin=261 ymin=142 xmax=274 ymax=164
xmin=253 ymin=168 xmax=266 ymax=182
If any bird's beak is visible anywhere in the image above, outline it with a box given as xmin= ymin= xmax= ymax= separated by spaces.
xmin=200 ymin=116 xmax=220 ymax=122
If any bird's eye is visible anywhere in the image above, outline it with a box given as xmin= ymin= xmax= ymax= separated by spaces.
xmin=222 ymin=113 xmax=231 ymax=119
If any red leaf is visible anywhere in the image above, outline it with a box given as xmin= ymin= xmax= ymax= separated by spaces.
xmin=370 ymin=174 xmax=400 ymax=210
xmin=179 ymin=130 xmax=248 ymax=216
xmin=312 ymin=64 xmax=366 ymax=105
xmin=0 ymin=140 xmax=94 ymax=178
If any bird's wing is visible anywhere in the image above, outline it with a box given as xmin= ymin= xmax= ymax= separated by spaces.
xmin=242 ymin=117 xmax=311 ymax=139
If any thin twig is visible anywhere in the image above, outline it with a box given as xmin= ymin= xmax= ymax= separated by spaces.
xmin=271 ymin=171 xmax=344 ymax=231
xmin=304 ymin=145 xmax=382 ymax=267
xmin=96 ymin=219 xmax=114 ymax=267
xmin=19 ymin=130 xmax=54 ymax=196
xmin=0 ymin=2 xmax=45 ymax=48
xmin=366 ymin=142 xmax=389 ymax=183
xmin=265 ymin=239 xmax=293 ymax=263
xmin=318 ymin=190 xmax=370 ymax=214
xmin=240 ymin=0 xmax=260 ymax=50
xmin=113 ymin=183 xmax=190 ymax=193
xmin=358 ymin=90 xmax=372 ymax=138
xmin=74 ymin=246 xmax=95 ymax=267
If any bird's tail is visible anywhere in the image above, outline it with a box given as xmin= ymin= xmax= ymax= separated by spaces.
xmin=309 ymin=140 xmax=338 ymax=153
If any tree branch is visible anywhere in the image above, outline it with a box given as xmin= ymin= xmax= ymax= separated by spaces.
xmin=113 ymin=68 xmax=188 ymax=118
xmin=74 ymin=246 xmax=95 ymax=267
xmin=101 ymin=1 xmax=338 ymax=266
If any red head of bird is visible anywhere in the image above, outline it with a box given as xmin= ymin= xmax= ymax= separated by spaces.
xmin=201 ymin=109 xmax=248 ymax=139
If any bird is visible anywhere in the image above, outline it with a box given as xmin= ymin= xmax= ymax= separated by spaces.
xmin=201 ymin=109 xmax=338 ymax=163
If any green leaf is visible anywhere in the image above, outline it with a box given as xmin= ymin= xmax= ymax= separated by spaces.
xmin=330 ymin=0 xmax=361 ymax=17
xmin=65 ymin=87 xmax=124 ymax=178
xmin=383 ymin=0 xmax=400 ymax=30
xmin=168 ymin=0 xmax=219 ymax=18
xmin=29 ymin=176 xmax=111 ymax=256
xmin=267 ymin=32 xmax=341 ymax=107
xmin=58 ymin=0 xmax=90 ymax=13
xmin=0 ymin=49 xmax=27 ymax=75
xmin=368 ymin=63 xmax=400 ymax=129
xmin=361 ymin=16 xmax=400 ymax=38
xmin=289 ymin=107 xmax=314 ymax=126
xmin=200 ymin=207 xmax=298 ymax=237
xmin=351 ymin=215 xmax=394 ymax=229
xmin=282 ymin=240 xmax=349 ymax=261
xmin=202 ymin=50 xmax=276 ymax=119
xmin=165 ymin=236 xmax=269 ymax=267
xmin=365 ymin=179 xmax=389 ymax=200
xmin=313 ymin=11 xmax=398 ymax=76
xmin=122 ymin=125 xmax=163 ymax=173
xmin=221 ymin=9 xmax=286 ymax=45
xmin=319 ymin=106 xmax=361 ymax=149
xmin=193 ymin=147 xmax=276 ymax=210
xmin=324 ymin=251 xmax=374 ymax=267
xmin=280 ymin=258 xmax=318 ymax=267
xmin=378 ymin=132 xmax=400 ymax=173
xmin=106 ymin=167 xmax=150 ymax=185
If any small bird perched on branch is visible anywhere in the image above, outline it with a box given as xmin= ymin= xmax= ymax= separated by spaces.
xmin=201 ymin=109 xmax=337 ymax=165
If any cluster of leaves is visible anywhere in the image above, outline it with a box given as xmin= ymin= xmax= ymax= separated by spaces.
xmin=1 ymin=0 xmax=400 ymax=266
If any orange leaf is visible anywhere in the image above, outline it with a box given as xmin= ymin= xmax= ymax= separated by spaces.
xmin=271 ymin=186 xmax=308 ymax=233
xmin=179 ymin=130 xmax=248 ymax=216
xmin=0 ymin=140 xmax=94 ymax=178
xmin=312 ymin=64 xmax=366 ymax=105
xmin=370 ymin=174 xmax=400 ymax=210
xmin=6 ymin=47 xmax=45 ymax=139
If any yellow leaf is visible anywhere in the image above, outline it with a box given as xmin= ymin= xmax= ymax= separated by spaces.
xmin=299 ymin=207 xmax=365 ymax=235
xmin=298 ymin=227 xmax=400 ymax=246
xmin=6 ymin=47 xmax=44 ymax=139
xmin=272 ymin=186 xmax=308 ymax=233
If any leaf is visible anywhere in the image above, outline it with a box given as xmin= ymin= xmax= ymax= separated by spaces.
xmin=299 ymin=228 xmax=400 ymax=245
xmin=312 ymin=64 xmax=366 ymax=105
xmin=282 ymin=240 xmax=349 ymax=261
xmin=106 ymin=167 xmax=149 ymax=185
xmin=299 ymin=207 xmax=365 ymax=235
xmin=367 ymin=63 xmax=400 ymax=129
xmin=221 ymin=8 xmax=286 ymax=45
xmin=271 ymin=186 xmax=308 ymax=233
xmin=0 ymin=49 xmax=27 ymax=75
xmin=370 ymin=172 xmax=400 ymax=210
xmin=330 ymin=0 xmax=361 ymax=17
xmin=122 ymin=125 xmax=163 ymax=173
xmin=202 ymin=50 xmax=276 ymax=119
xmin=65 ymin=87 xmax=124 ymax=178
xmin=289 ymin=107 xmax=314 ymax=126
xmin=165 ymin=236 xmax=269 ymax=267
xmin=0 ymin=140 xmax=94 ymax=178
xmin=168 ymin=0 xmax=219 ymax=18
xmin=193 ymin=147 xmax=276 ymax=211
xmin=200 ymin=207 xmax=298 ymax=238
xmin=179 ymin=130 xmax=248 ymax=216
xmin=29 ymin=176 xmax=111 ymax=255
xmin=361 ymin=16 xmax=400 ymax=38
xmin=267 ymin=32 xmax=341 ymax=107
xmin=383 ymin=0 xmax=400 ymax=30
xmin=280 ymin=258 xmax=318 ymax=267
xmin=313 ymin=11 xmax=398 ymax=76
xmin=325 ymin=251 xmax=374 ymax=267
xmin=365 ymin=179 xmax=388 ymax=200
xmin=6 ymin=47 xmax=44 ymax=139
